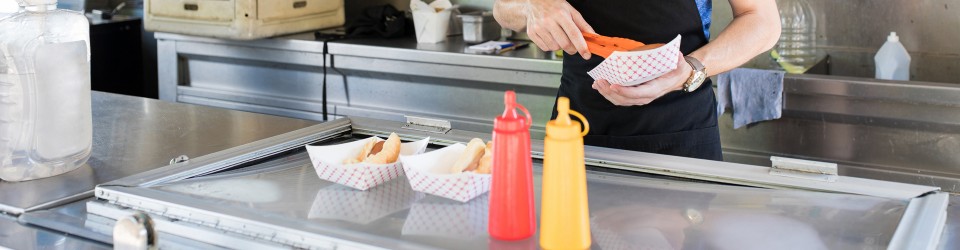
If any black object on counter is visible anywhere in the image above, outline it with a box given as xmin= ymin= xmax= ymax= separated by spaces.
xmin=344 ymin=5 xmax=409 ymax=39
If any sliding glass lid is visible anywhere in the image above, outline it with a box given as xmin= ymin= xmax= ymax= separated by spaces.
xmin=147 ymin=147 xmax=909 ymax=250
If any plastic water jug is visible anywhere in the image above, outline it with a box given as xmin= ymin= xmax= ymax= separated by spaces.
xmin=540 ymin=97 xmax=591 ymax=250
xmin=0 ymin=0 xmax=92 ymax=181
xmin=874 ymin=32 xmax=911 ymax=81
xmin=488 ymin=91 xmax=535 ymax=240
xmin=774 ymin=0 xmax=819 ymax=73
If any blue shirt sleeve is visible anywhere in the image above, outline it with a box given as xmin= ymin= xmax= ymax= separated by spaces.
xmin=696 ymin=0 xmax=713 ymax=40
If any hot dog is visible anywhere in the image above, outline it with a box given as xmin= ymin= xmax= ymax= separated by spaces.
xmin=475 ymin=141 xmax=493 ymax=174
xmin=364 ymin=133 xmax=402 ymax=164
xmin=451 ymin=138 xmax=486 ymax=174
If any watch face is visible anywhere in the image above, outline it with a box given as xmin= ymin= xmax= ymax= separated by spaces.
xmin=682 ymin=56 xmax=707 ymax=92
xmin=687 ymin=72 xmax=706 ymax=92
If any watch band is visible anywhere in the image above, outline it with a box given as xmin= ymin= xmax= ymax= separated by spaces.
xmin=684 ymin=56 xmax=705 ymax=72
xmin=682 ymin=56 xmax=707 ymax=92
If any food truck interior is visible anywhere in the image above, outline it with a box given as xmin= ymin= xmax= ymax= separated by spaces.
xmin=0 ymin=0 xmax=959 ymax=249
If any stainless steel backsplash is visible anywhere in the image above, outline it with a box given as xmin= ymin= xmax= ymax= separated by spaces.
xmin=82 ymin=0 xmax=952 ymax=83
xmin=713 ymin=0 xmax=960 ymax=84
xmin=353 ymin=0 xmax=959 ymax=83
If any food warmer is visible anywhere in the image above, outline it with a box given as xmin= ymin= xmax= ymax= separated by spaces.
xmin=87 ymin=117 xmax=949 ymax=249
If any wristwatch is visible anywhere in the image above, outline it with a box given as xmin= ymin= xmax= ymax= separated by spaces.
xmin=682 ymin=56 xmax=707 ymax=92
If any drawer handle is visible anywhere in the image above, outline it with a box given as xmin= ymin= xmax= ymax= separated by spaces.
xmin=184 ymin=3 xmax=198 ymax=11
xmin=293 ymin=1 xmax=307 ymax=8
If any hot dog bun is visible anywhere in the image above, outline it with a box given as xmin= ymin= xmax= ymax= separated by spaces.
xmin=451 ymin=138 xmax=485 ymax=174
xmin=344 ymin=138 xmax=378 ymax=164
xmin=474 ymin=141 xmax=494 ymax=174
xmin=363 ymin=133 xmax=402 ymax=164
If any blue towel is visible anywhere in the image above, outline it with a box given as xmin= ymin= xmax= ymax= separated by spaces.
xmin=716 ymin=68 xmax=785 ymax=129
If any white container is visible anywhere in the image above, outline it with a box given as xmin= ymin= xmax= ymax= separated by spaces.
xmin=144 ymin=0 xmax=345 ymax=40
xmin=874 ymin=32 xmax=911 ymax=81
xmin=459 ymin=11 xmax=500 ymax=44
xmin=411 ymin=0 xmax=453 ymax=43
xmin=0 ymin=0 xmax=92 ymax=181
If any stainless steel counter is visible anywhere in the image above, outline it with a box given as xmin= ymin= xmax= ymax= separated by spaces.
xmin=0 ymin=91 xmax=317 ymax=248
xmin=0 ymin=91 xmax=317 ymax=215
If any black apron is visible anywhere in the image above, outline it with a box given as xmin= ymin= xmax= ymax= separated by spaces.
xmin=554 ymin=0 xmax=722 ymax=160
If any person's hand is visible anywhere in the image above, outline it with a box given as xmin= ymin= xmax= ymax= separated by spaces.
xmin=524 ymin=0 xmax=595 ymax=60
xmin=592 ymin=54 xmax=693 ymax=106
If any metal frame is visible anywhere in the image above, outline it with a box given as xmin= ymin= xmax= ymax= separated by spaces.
xmin=93 ymin=187 xmax=395 ymax=250
xmin=888 ymin=192 xmax=951 ymax=250
xmin=93 ymin=117 xmax=948 ymax=249
xmin=85 ymin=202 xmax=289 ymax=250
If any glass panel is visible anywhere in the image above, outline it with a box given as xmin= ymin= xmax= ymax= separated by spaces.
xmin=152 ymin=151 xmax=907 ymax=250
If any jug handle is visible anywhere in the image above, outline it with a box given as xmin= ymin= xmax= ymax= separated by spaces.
xmin=516 ymin=104 xmax=533 ymax=129
xmin=568 ymin=110 xmax=590 ymax=136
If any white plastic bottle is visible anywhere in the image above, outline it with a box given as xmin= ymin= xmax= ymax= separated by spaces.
xmin=874 ymin=32 xmax=911 ymax=81
xmin=774 ymin=0 xmax=819 ymax=73
xmin=0 ymin=0 xmax=92 ymax=181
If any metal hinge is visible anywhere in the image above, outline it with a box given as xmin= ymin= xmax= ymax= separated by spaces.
xmin=401 ymin=116 xmax=451 ymax=134
xmin=769 ymin=156 xmax=838 ymax=182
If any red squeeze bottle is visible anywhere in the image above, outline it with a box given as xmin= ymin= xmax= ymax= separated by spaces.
xmin=488 ymin=91 xmax=536 ymax=240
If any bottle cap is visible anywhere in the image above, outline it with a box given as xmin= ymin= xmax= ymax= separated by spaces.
xmin=546 ymin=97 xmax=589 ymax=140
xmin=494 ymin=91 xmax=531 ymax=132
xmin=887 ymin=32 xmax=899 ymax=42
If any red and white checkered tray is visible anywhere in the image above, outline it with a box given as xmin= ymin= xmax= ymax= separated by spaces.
xmin=306 ymin=136 xmax=430 ymax=191
xmin=401 ymin=195 xmax=489 ymax=238
xmin=587 ymin=35 xmax=683 ymax=86
xmin=400 ymin=144 xmax=492 ymax=202
xmin=308 ymin=178 xmax=423 ymax=224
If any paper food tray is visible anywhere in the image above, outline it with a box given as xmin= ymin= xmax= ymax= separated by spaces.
xmin=400 ymin=144 xmax=492 ymax=202
xmin=401 ymin=195 xmax=489 ymax=238
xmin=587 ymin=35 xmax=683 ymax=86
xmin=308 ymin=178 xmax=423 ymax=224
xmin=306 ymin=136 xmax=430 ymax=190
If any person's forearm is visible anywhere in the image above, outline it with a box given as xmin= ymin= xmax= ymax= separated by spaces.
xmin=688 ymin=0 xmax=780 ymax=76
xmin=493 ymin=0 xmax=529 ymax=31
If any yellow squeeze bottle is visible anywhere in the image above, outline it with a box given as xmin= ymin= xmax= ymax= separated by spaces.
xmin=540 ymin=97 xmax=591 ymax=250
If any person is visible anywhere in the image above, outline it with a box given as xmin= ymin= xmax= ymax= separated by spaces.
xmin=493 ymin=0 xmax=780 ymax=160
